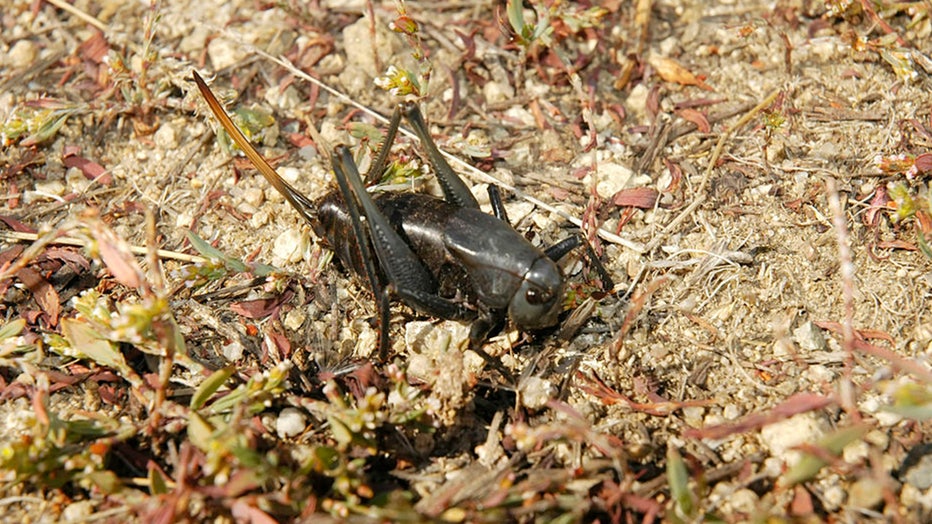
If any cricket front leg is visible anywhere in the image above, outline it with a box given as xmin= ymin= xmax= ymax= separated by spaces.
xmin=467 ymin=307 xmax=515 ymax=384
xmin=544 ymin=233 xmax=614 ymax=293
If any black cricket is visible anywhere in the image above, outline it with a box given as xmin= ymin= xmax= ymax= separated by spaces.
xmin=192 ymin=71 xmax=611 ymax=360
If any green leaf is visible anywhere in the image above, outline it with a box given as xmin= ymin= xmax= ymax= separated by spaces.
xmin=885 ymin=382 xmax=932 ymax=420
xmin=328 ymin=415 xmax=354 ymax=450
xmin=60 ymin=318 xmax=141 ymax=386
xmin=82 ymin=470 xmax=122 ymax=494
xmin=187 ymin=412 xmax=215 ymax=453
xmin=781 ymin=424 xmax=870 ymax=487
xmin=347 ymin=122 xmax=384 ymax=144
xmin=507 ymin=0 xmax=527 ymax=40
xmin=186 ymin=230 xmax=247 ymax=272
xmin=191 ymin=366 xmax=236 ymax=410
xmin=63 ymin=418 xmax=112 ymax=438
xmin=312 ymin=445 xmax=341 ymax=472
xmin=886 ymin=404 xmax=932 ymax=420
xmin=20 ymin=110 xmax=73 ymax=146
xmin=0 ymin=318 xmax=26 ymax=341
xmin=148 ymin=464 xmax=169 ymax=495
xmin=918 ymin=230 xmax=932 ymax=260
xmin=248 ymin=262 xmax=278 ymax=277
xmin=667 ymin=445 xmax=695 ymax=521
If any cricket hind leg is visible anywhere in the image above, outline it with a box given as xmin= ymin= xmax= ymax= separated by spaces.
xmin=331 ymin=146 xmax=476 ymax=358
xmin=331 ymin=150 xmax=391 ymax=357
xmin=402 ymin=102 xmax=480 ymax=211
xmin=364 ymin=104 xmax=403 ymax=186
xmin=363 ymin=101 xmax=477 ymax=209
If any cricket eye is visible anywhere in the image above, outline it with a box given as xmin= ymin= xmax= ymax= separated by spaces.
xmin=525 ymin=287 xmax=552 ymax=305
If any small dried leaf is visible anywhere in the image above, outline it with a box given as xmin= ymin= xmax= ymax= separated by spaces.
xmin=89 ymin=221 xmax=144 ymax=289
xmin=684 ymin=392 xmax=833 ymax=440
xmin=612 ymin=187 xmax=659 ymax=208
xmin=914 ymin=153 xmax=932 ymax=174
xmin=15 ymin=267 xmax=61 ymax=327
xmin=229 ymin=292 xmax=291 ymax=319
xmin=676 ymin=108 xmax=711 ymax=133
xmin=0 ymin=215 xmax=36 ymax=233
xmin=875 ymin=240 xmax=917 ymax=251
xmin=863 ymin=186 xmax=891 ymax=227
xmin=790 ymin=485 xmax=814 ymax=515
xmin=231 ymin=501 xmax=278 ymax=524
xmin=62 ymin=146 xmax=113 ymax=185
xmin=649 ymin=56 xmax=713 ymax=90
xmin=918 ymin=210 xmax=932 ymax=235
xmin=44 ymin=247 xmax=92 ymax=273
xmin=78 ymin=31 xmax=109 ymax=64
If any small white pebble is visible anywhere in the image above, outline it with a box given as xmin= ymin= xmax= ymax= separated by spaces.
xmin=249 ymin=208 xmax=271 ymax=229
xmin=406 ymin=353 xmax=432 ymax=383
xmin=280 ymin=166 xmax=301 ymax=184
xmin=483 ymin=80 xmax=514 ymax=104
xmin=504 ymin=201 xmax=535 ymax=225
xmin=848 ymin=477 xmax=884 ymax=509
xmin=25 ymin=180 xmax=66 ymax=203
xmin=283 ymin=308 xmax=306 ymax=331
xmin=61 ymin=500 xmax=95 ymax=522
xmin=519 ymin=376 xmax=555 ymax=411
xmin=265 ymin=84 xmax=301 ymax=111
xmin=593 ymin=162 xmax=636 ymax=200
xmin=221 ymin=340 xmax=244 ymax=361
xmin=793 ymin=321 xmax=827 ymax=351
xmin=271 ymin=228 xmax=308 ymax=266
xmin=843 ymin=439 xmax=869 ymax=464
xmin=154 ymin=122 xmax=180 ymax=149
xmin=865 ymin=430 xmax=889 ymax=450
xmin=723 ymin=404 xmax=743 ymax=420
xmin=241 ymin=187 xmax=265 ymax=207
xmin=65 ymin=166 xmax=91 ymax=193
xmin=682 ymin=405 xmax=705 ymax=427
xmin=822 ymin=484 xmax=846 ymax=511
xmin=298 ymin=145 xmax=318 ymax=161
xmin=276 ymin=407 xmax=308 ymax=439
xmin=8 ymin=39 xmax=37 ymax=69
xmin=805 ymin=364 xmax=835 ymax=384
xmin=175 ymin=210 xmax=194 ymax=229
xmin=207 ymin=36 xmax=247 ymax=71
xmin=728 ymin=488 xmax=759 ymax=514
xmin=35 ymin=179 xmax=66 ymax=196
xmin=759 ymin=412 xmax=828 ymax=466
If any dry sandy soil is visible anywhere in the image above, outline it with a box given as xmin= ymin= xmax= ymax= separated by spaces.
xmin=1 ymin=0 xmax=932 ymax=522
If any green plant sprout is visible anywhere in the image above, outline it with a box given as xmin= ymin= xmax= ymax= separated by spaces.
xmin=1 ymin=105 xmax=81 ymax=147
xmin=375 ymin=1 xmax=431 ymax=98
